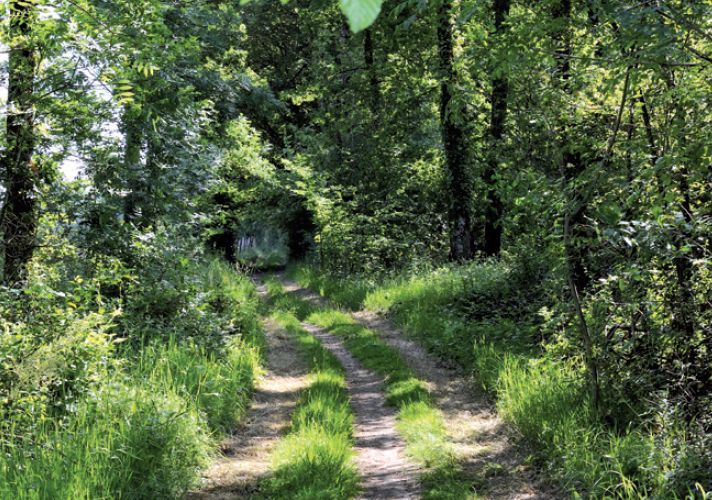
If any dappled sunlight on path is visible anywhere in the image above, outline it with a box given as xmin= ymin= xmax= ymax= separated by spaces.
xmin=186 ymin=316 xmax=310 ymax=499
xmin=352 ymin=311 xmax=556 ymax=500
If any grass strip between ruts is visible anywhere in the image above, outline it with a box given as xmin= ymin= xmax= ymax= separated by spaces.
xmin=261 ymin=278 xmax=360 ymax=500
xmin=265 ymin=275 xmax=480 ymax=500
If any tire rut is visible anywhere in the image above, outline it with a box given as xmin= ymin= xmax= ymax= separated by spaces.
xmin=187 ymin=301 xmax=310 ymax=499
xmin=278 ymin=272 xmax=556 ymax=499
xmin=351 ymin=311 xmax=556 ymax=500
xmin=302 ymin=322 xmax=421 ymax=500
xmin=276 ymin=275 xmax=421 ymax=500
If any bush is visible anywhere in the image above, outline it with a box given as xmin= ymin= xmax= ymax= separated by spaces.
xmin=0 ymin=225 xmax=266 ymax=499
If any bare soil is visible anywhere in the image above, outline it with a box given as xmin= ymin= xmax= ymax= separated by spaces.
xmin=352 ymin=311 xmax=558 ymax=500
xmin=186 ymin=311 xmax=310 ymax=499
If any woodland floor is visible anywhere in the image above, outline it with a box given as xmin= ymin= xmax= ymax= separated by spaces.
xmin=191 ymin=273 xmax=556 ymax=500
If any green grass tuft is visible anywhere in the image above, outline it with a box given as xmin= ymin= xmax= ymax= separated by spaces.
xmin=261 ymin=305 xmax=359 ymax=500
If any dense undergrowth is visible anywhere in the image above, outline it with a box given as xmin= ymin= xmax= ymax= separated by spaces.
xmin=0 ymin=227 xmax=265 ymax=500
xmin=262 ymin=279 xmax=359 ymax=500
xmin=289 ymin=262 xmax=712 ymax=500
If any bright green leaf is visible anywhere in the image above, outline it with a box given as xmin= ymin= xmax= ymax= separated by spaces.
xmin=340 ymin=0 xmax=381 ymax=33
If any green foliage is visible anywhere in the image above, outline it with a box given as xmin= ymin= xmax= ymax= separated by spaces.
xmin=262 ymin=309 xmax=359 ymax=500
xmin=340 ymin=0 xmax=382 ymax=33
xmin=291 ymin=262 xmax=712 ymax=499
xmin=7 ymin=0 xmax=712 ymax=497
xmin=0 ymin=216 xmax=265 ymax=498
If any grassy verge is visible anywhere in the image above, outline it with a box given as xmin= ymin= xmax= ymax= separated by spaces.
xmin=262 ymin=279 xmax=359 ymax=500
xmin=0 ymin=258 xmax=265 ymax=500
xmin=267 ymin=274 xmax=479 ymax=499
xmin=287 ymin=263 xmax=709 ymax=500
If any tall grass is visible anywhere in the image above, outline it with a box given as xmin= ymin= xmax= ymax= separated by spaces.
xmin=288 ymin=263 xmax=709 ymax=499
xmin=0 ymin=258 xmax=265 ymax=500
xmin=129 ymin=335 xmax=263 ymax=432
xmin=0 ymin=382 xmax=212 ymax=500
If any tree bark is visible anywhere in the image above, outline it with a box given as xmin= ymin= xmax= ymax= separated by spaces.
xmin=364 ymin=28 xmax=380 ymax=111
xmin=483 ymin=0 xmax=510 ymax=257
xmin=438 ymin=0 xmax=472 ymax=261
xmin=2 ymin=0 xmax=38 ymax=285
xmin=121 ymin=107 xmax=144 ymax=225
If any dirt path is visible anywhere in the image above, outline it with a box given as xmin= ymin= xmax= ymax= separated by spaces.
xmin=190 ymin=273 xmax=554 ymax=499
xmin=278 ymin=276 xmax=421 ymax=500
xmin=279 ymin=272 xmax=556 ymax=499
xmin=352 ymin=311 xmax=556 ymax=500
xmin=186 ymin=299 xmax=310 ymax=499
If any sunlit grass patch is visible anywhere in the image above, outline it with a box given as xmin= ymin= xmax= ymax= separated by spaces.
xmin=0 ymin=382 xmax=212 ymax=500
xmin=265 ymin=276 xmax=318 ymax=320
xmin=262 ymin=305 xmax=359 ymax=499
xmin=287 ymin=263 xmax=374 ymax=310
xmin=129 ymin=335 xmax=263 ymax=432
xmin=283 ymin=300 xmax=477 ymax=498
xmin=265 ymin=427 xmax=359 ymax=500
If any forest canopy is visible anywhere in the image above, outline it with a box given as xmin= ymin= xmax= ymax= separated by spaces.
xmin=3 ymin=0 xmax=712 ymax=498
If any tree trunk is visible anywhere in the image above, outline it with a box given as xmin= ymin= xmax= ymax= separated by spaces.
xmin=663 ymin=71 xmax=698 ymax=383
xmin=364 ymin=28 xmax=380 ymax=111
xmin=335 ymin=22 xmax=352 ymax=165
xmin=483 ymin=0 xmax=510 ymax=257
xmin=1 ymin=0 xmax=37 ymax=285
xmin=121 ymin=108 xmax=144 ymax=225
xmin=438 ymin=0 xmax=472 ymax=261
xmin=554 ymin=0 xmax=599 ymax=408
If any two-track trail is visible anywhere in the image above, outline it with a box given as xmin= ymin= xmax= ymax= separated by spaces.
xmin=280 ymin=276 xmax=421 ymax=500
xmin=279 ymin=273 xmax=555 ymax=500
xmin=190 ymin=272 xmax=554 ymax=499
xmin=187 ymin=287 xmax=311 ymax=500
xmin=352 ymin=311 xmax=554 ymax=500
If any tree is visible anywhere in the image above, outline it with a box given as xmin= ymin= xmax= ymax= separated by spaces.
xmin=2 ymin=0 xmax=38 ymax=284
xmin=482 ymin=0 xmax=510 ymax=257
xmin=437 ymin=0 xmax=473 ymax=261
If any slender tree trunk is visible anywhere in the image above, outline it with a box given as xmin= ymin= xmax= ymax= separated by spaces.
xmin=364 ymin=28 xmax=380 ymax=111
xmin=663 ymin=71 xmax=697 ymax=353
xmin=121 ymin=108 xmax=144 ymax=225
xmin=638 ymin=92 xmax=659 ymax=169
xmin=438 ymin=0 xmax=472 ymax=261
xmin=483 ymin=0 xmax=510 ymax=257
xmin=336 ymin=22 xmax=352 ymax=165
xmin=2 ymin=0 xmax=37 ymax=285
xmin=554 ymin=0 xmax=599 ymax=408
